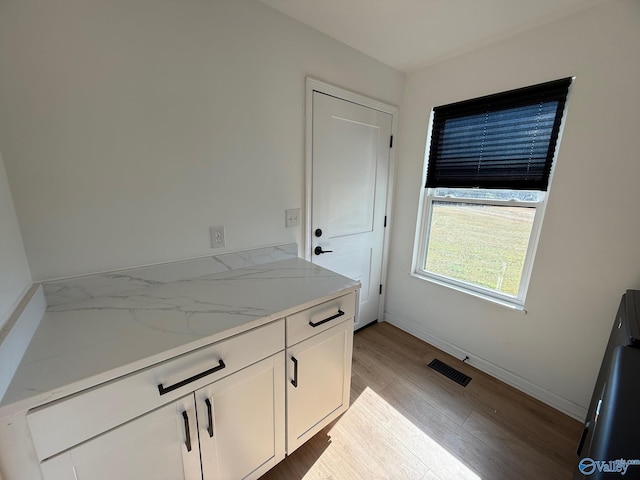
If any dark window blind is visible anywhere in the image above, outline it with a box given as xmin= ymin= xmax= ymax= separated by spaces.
xmin=425 ymin=77 xmax=572 ymax=191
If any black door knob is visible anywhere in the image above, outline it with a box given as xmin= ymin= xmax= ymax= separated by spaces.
xmin=314 ymin=246 xmax=333 ymax=255
xmin=315 ymin=228 xmax=323 ymax=237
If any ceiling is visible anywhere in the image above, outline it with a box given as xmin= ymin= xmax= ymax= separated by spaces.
xmin=258 ymin=0 xmax=610 ymax=72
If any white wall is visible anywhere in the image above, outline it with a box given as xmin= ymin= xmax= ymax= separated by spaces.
xmin=3 ymin=0 xmax=634 ymax=420
xmin=386 ymin=0 xmax=640 ymax=418
xmin=0 ymin=150 xmax=31 ymax=330
xmin=0 ymin=0 xmax=405 ymax=280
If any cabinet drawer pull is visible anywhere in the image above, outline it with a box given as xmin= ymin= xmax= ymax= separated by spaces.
xmin=205 ymin=398 xmax=214 ymax=437
xmin=158 ymin=359 xmax=226 ymax=396
xmin=291 ymin=356 xmax=298 ymax=388
xmin=309 ymin=309 xmax=345 ymax=328
xmin=182 ymin=411 xmax=192 ymax=452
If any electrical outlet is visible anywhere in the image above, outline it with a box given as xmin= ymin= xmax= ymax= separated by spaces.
xmin=285 ymin=208 xmax=301 ymax=228
xmin=209 ymin=225 xmax=226 ymax=248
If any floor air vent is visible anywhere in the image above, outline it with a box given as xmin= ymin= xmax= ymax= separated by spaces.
xmin=428 ymin=359 xmax=472 ymax=387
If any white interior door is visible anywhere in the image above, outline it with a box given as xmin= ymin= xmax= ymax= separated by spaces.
xmin=311 ymin=90 xmax=393 ymax=329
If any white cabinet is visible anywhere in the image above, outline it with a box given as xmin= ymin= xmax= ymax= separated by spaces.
xmin=5 ymin=290 xmax=358 ymax=480
xmin=27 ymin=320 xmax=284 ymax=463
xmin=29 ymin=321 xmax=286 ymax=480
xmin=197 ymin=354 xmax=285 ymax=480
xmin=40 ymin=395 xmax=201 ymax=480
xmin=285 ymin=293 xmax=355 ymax=453
xmin=40 ymin=353 xmax=285 ymax=480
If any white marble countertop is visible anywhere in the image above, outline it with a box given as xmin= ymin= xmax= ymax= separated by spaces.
xmin=0 ymin=254 xmax=359 ymax=415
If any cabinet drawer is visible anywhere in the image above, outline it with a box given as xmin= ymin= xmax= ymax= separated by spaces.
xmin=286 ymin=292 xmax=355 ymax=346
xmin=27 ymin=319 xmax=284 ymax=461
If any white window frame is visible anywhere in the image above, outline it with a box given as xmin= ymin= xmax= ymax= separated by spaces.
xmin=412 ymin=186 xmax=549 ymax=310
xmin=412 ymin=79 xmax=572 ymax=310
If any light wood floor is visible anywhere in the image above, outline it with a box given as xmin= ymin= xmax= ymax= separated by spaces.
xmin=261 ymin=321 xmax=582 ymax=480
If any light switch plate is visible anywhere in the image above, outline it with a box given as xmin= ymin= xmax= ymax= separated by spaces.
xmin=285 ymin=209 xmax=301 ymax=228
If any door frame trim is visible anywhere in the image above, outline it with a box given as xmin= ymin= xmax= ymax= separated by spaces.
xmin=304 ymin=77 xmax=399 ymax=326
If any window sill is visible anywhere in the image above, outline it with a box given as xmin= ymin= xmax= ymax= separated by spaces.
xmin=410 ymin=271 xmax=527 ymax=313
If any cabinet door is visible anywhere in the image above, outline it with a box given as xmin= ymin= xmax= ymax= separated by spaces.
xmin=197 ymin=352 xmax=285 ymax=480
xmin=286 ymin=318 xmax=353 ymax=453
xmin=40 ymin=395 xmax=201 ymax=480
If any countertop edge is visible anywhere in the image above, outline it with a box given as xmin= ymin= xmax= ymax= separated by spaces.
xmin=0 ymin=284 xmax=359 ymax=418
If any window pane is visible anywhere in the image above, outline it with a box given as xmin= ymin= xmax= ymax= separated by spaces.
xmin=433 ymin=188 xmax=542 ymax=202
xmin=425 ymin=202 xmax=535 ymax=297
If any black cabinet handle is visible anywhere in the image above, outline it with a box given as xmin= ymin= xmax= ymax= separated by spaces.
xmin=158 ymin=359 xmax=226 ymax=396
xmin=309 ymin=309 xmax=345 ymax=328
xmin=576 ymin=421 xmax=590 ymax=456
xmin=182 ymin=411 xmax=192 ymax=452
xmin=205 ymin=398 xmax=214 ymax=438
xmin=314 ymin=246 xmax=333 ymax=255
xmin=291 ymin=356 xmax=298 ymax=388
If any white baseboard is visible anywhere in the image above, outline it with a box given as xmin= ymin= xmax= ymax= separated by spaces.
xmin=384 ymin=312 xmax=587 ymax=422
xmin=0 ymin=285 xmax=45 ymax=401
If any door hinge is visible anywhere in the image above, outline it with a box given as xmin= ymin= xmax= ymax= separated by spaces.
xmin=379 ymin=284 xmax=383 ymax=295
xmin=384 ymin=216 xmax=387 ymax=228
xmin=389 ymin=135 xmax=393 ymax=148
